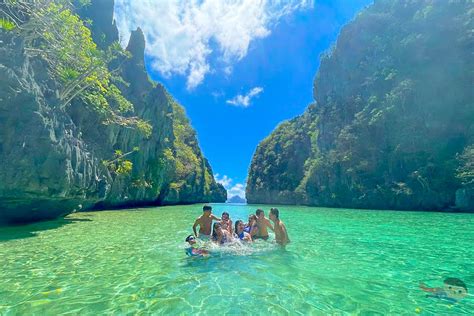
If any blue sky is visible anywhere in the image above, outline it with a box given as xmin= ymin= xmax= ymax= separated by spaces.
xmin=115 ymin=0 xmax=373 ymax=198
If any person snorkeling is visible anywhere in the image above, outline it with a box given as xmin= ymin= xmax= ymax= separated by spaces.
xmin=419 ymin=278 xmax=468 ymax=302
xmin=184 ymin=235 xmax=209 ymax=257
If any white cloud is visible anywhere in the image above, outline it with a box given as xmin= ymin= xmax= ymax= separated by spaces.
xmin=214 ymin=174 xmax=246 ymax=199
xmin=211 ymin=90 xmax=225 ymax=100
xmin=226 ymin=86 xmax=264 ymax=107
xmin=214 ymin=173 xmax=232 ymax=188
xmin=223 ymin=66 xmax=233 ymax=76
xmin=114 ymin=0 xmax=312 ymax=90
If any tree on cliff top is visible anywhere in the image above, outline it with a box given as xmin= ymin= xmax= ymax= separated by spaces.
xmin=0 ymin=0 xmax=151 ymax=137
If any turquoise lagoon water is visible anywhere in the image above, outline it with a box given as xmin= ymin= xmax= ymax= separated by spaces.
xmin=0 ymin=204 xmax=473 ymax=315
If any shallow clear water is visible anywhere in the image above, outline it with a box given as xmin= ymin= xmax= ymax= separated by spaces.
xmin=0 ymin=204 xmax=473 ymax=315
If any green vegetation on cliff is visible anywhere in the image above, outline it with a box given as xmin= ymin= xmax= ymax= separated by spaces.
xmin=159 ymin=98 xmax=227 ymax=204
xmin=1 ymin=0 xmax=150 ymax=135
xmin=247 ymin=0 xmax=474 ymax=211
xmin=0 ymin=0 xmax=226 ymax=224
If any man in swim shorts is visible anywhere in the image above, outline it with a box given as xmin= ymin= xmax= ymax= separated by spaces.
xmin=255 ymin=209 xmax=273 ymax=240
xmin=193 ymin=205 xmax=220 ymax=240
xmin=269 ymin=208 xmax=290 ymax=247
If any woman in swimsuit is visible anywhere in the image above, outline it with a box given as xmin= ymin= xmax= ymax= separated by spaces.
xmin=244 ymin=214 xmax=258 ymax=238
xmin=220 ymin=211 xmax=233 ymax=235
xmin=211 ymin=222 xmax=232 ymax=245
xmin=234 ymin=220 xmax=252 ymax=242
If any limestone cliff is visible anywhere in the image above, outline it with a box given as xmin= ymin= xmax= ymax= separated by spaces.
xmin=247 ymin=0 xmax=473 ymax=211
xmin=0 ymin=0 xmax=226 ymax=225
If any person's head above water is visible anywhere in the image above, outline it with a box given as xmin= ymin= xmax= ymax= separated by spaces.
xmin=212 ymin=222 xmax=223 ymax=237
xmin=269 ymin=208 xmax=279 ymax=221
xmin=248 ymin=214 xmax=257 ymax=224
xmin=444 ymin=277 xmax=468 ymax=300
xmin=203 ymin=205 xmax=212 ymax=215
xmin=185 ymin=235 xmax=196 ymax=245
xmin=256 ymin=209 xmax=264 ymax=218
xmin=222 ymin=212 xmax=230 ymax=220
xmin=235 ymin=220 xmax=244 ymax=233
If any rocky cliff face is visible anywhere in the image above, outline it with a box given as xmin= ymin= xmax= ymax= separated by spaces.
xmin=247 ymin=0 xmax=473 ymax=211
xmin=0 ymin=0 xmax=226 ymax=225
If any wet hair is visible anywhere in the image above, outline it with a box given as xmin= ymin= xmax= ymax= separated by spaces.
xmin=222 ymin=211 xmax=230 ymax=218
xmin=185 ymin=235 xmax=195 ymax=242
xmin=212 ymin=222 xmax=222 ymax=240
xmin=270 ymin=208 xmax=279 ymax=219
xmin=256 ymin=209 xmax=264 ymax=216
xmin=234 ymin=220 xmax=243 ymax=233
xmin=444 ymin=278 xmax=468 ymax=291
xmin=248 ymin=214 xmax=257 ymax=224
xmin=203 ymin=205 xmax=212 ymax=212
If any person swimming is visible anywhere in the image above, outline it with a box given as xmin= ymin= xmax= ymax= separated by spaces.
xmin=234 ymin=220 xmax=252 ymax=242
xmin=184 ymin=235 xmax=209 ymax=257
xmin=420 ymin=278 xmax=468 ymax=302
xmin=211 ymin=222 xmax=232 ymax=245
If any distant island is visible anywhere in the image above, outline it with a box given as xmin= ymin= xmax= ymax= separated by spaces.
xmin=227 ymin=195 xmax=247 ymax=204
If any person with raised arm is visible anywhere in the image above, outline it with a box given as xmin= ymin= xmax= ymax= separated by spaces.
xmin=192 ymin=205 xmax=220 ymax=241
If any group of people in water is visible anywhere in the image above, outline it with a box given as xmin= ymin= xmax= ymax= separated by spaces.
xmin=183 ymin=207 xmax=470 ymax=304
xmin=185 ymin=205 xmax=289 ymax=256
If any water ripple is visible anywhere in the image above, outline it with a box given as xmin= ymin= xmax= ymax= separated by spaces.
xmin=0 ymin=205 xmax=473 ymax=314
